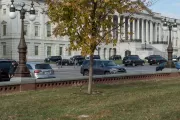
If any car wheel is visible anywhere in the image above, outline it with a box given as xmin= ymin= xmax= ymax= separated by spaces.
xmin=125 ymin=64 xmax=127 ymax=67
xmin=83 ymin=70 xmax=89 ymax=76
xmin=132 ymin=63 xmax=136 ymax=66
xmin=149 ymin=63 xmax=152 ymax=65
xmin=104 ymin=71 xmax=110 ymax=75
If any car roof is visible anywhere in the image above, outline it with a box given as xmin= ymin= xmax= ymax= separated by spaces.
xmin=84 ymin=59 xmax=112 ymax=62
xmin=0 ymin=59 xmax=16 ymax=62
xmin=26 ymin=62 xmax=49 ymax=65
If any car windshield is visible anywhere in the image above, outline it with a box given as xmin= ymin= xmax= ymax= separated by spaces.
xmin=35 ymin=64 xmax=52 ymax=69
xmin=155 ymin=57 xmax=163 ymax=59
xmin=103 ymin=61 xmax=116 ymax=66
xmin=0 ymin=61 xmax=12 ymax=69
xmin=129 ymin=57 xmax=139 ymax=60
xmin=173 ymin=55 xmax=177 ymax=58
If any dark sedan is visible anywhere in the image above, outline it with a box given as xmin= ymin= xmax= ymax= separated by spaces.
xmin=123 ymin=56 xmax=145 ymax=66
xmin=109 ymin=55 xmax=121 ymax=60
xmin=56 ymin=59 xmax=73 ymax=66
xmin=44 ymin=56 xmax=62 ymax=63
xmin=148 ymin=56 xmax=167 ymax=65
xmin=0 ymin=59 xmax=17 ymax=81
xmin=80 ymin=60 xmax=126 ymax=76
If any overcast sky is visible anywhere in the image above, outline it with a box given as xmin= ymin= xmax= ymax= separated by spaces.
xmin=149 ymin=0 xmax=180 ymax=19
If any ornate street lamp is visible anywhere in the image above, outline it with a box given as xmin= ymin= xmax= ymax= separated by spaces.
xmin=9 ymin=0 xmax=36 ymax=77
xmin=162 ymin=18 xmax=177 ymax=68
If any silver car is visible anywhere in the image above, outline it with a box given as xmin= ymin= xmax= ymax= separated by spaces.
xmin=26 ymin=62 xmax=56 ymax=79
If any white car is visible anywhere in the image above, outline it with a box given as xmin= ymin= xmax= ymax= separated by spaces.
xmin=172 ymin=55 xmax=178 ymax=62
xmin=26 ymin=62 xmax=56 ymax=79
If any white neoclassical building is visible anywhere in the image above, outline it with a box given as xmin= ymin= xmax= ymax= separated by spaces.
xmin=0 ymin=0 xmax=180 ymax=61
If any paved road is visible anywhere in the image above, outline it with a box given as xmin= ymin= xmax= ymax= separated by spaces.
xmin=50 ymin=64 xmax=179 ymax=79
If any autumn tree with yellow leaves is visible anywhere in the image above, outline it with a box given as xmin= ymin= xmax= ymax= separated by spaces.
xmin=44 ymin=0 xmax=149 ymax=94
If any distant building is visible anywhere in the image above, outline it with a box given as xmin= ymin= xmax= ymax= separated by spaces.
xmin=0 ymin=0 xmax=180 ymax=61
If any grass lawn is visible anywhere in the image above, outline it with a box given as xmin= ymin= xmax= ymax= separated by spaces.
xmin=113 ymin=59 xmax=122 ymax=65
xmin=1 ymin=78 xmax=180 ymax=120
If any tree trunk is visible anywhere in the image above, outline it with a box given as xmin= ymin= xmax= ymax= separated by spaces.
xmin=88 ymin=54 xmax=93 ymax=94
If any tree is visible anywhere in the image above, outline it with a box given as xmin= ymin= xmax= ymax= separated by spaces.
xmin=45 ymin=0 xmax=148 ymax=94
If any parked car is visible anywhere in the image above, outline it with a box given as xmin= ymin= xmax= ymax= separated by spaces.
xmin=80 ymin=59 xmax=126 ymax=76
xmin=172 ymin=55 xmax=178 ymax=62
xmin=56 ymin=59 xmax=73 ymax=66
xmin=156 ymin=62 xmax=166 ymax=71
xmin=109 ymin=55 xmax=121 ymax=60
xmin=156 ymin=62 xmax=180 ymax=71
xmin=122 ymin=55 xmax=139 ymax=64
xmin=177 ymin=56 xmax=180 ymax=61
xmin=0 ymin=59 xmax=17 ymax=81
xmin=69 ymin=55 xmax=85 ymax=66
xmin=145 ymin=55 xmax=162 ymax=61
xmin=148 ymin=56 xmax=167 ymax=65
xmin=175 ymin=62 xmax=180 ymax=70
xmin=44 ymin=56 xmax=62 ymax=63
xmin=123 ymin=55 xmax=144 ymax=66
xmin=26 ymin=62 xmax=56 ymax=79
xmin=86 ymin=55 xmax=101 ymax=60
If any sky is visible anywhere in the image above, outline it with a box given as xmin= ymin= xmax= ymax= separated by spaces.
xmin=149 ymin=0 xmax=180 ymax=19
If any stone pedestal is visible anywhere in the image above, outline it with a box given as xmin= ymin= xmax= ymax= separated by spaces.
xmin=10 ymin=77 xmax=36 ymax=91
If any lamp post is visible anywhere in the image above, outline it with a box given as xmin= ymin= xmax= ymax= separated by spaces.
xmin=162 ymin=18 xmax=177 ymax=68
xmin=145 ymin=40 xmax=146 ymax=50
xmin=9 ymin=0 xmax=36 ymax=77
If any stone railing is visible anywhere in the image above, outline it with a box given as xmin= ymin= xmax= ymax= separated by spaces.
xmin=136 ymin=48 xmax=153 ymax=51
xmin=120 ymin=39 xmax=142 ymax=43
xmin=0 ymin=70 xmax=180 ymax=95
xmin=152 ymin=41 xmax=168 ymax=44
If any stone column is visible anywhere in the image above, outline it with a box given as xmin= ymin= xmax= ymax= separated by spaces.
xmin=133 ymin=19 xmax=135 ymax=40
xmin=141 ymin=19 xmax=144 ymax=44
xmin=163 ymin=31 xmax=166 ymax=42
xmin=111 ymin=17 xmax=113 ymax=39
xmin=159 ymin=23 xmax=162 ymax=42
xmin=146 ymin=20 xmax=149 ymax=44
xmin=122 ymin=16 xmax=126 ymax=40
xmin=128 ymin=18 xmax=131 ymax=40
xmin=137 ymin=19 xmax=140 ymax=39
xmin=150 ymin=21 xmax=153 ymax=44
xmin=154 ymin=23 xmax=157 ymax=42
xmin=118 ymin=16 xmax=121 ymax=43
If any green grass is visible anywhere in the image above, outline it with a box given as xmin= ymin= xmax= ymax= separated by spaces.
xmin=113 ymin=59 xmax=122 ymax=65
xmin=1 ymin=78 xmax=180 ymax=120
xmin=44 ymin=61 xmax=57 ymax=64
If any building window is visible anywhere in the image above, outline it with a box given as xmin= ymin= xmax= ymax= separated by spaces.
xmin=68 ymin=48 xmax=71 ymax=56
xmin=98 ymin=48 xmax=100 ymax=55
xmin=176 ymin=39 xmax=178 ymax=46
xmin=35 ymin=26 xmax=39 ymax=36
xmin=113 ymin=15 xmax=118 ymax=40
xmin=59 ymin=47 xmax=63 ymax=55
xmin=35 ymin=10 xmax=39 ymax=16
xmin=3 ymin=25 xmax=7 ymax=36
xmin=47 ymin=23 xmax=51 ymax=37
xmin=47 ymin=46 xmax=51 ymax=56
xmin=3 ymin=9 xmax=6 ymax=15
xmin=35 ymin=46 xmax=38 ymax=55
xmin=3 ymin=44 xmax=6 ymax=55
xmin=24 ymin=25 xmax=28 ymax=36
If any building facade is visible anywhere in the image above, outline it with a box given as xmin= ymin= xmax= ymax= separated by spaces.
xmin=0 ymin=0 xmax=180 ymax=61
